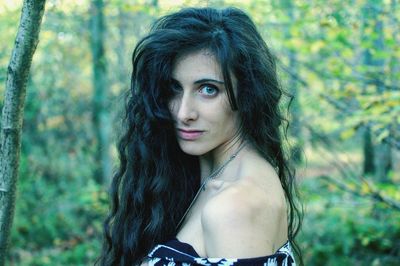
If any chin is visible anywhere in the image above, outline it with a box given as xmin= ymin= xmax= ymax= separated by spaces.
xmin=178 ymin=141 xmax=210 ymax=156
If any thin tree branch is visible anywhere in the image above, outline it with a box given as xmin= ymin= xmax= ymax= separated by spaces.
xmin=321 ymin=174 xmax=400 ymax=211
xmin=278 ymin=59 xmax=400 ymax=149
xmin=304 ymin=122 xmax=400 ymax=212
xmin=0 ymin=1 xmax=46 ymax=264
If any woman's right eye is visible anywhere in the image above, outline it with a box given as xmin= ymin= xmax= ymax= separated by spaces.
xmin=170 ymin=81 xmax=183 ymax=95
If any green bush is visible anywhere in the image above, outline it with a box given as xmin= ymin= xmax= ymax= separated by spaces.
xmin=9 ymin=150 xmax=107 ymax=265
xmin=299 ymin=177 xmax=400 ymax=266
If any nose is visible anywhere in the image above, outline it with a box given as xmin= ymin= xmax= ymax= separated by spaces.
xmin=175 ymin=93 xmax=198 ymax=124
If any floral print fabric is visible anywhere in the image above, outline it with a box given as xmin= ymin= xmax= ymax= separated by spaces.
xmin=147 ymin=238 xmax=296 ymax=266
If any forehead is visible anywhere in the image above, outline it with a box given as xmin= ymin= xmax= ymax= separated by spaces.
xmin=172 ymin=50 xmax=223 ymax=81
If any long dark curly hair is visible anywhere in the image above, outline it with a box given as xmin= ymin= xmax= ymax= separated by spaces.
xmin=98 ymin=7 xmax=302 ymax=266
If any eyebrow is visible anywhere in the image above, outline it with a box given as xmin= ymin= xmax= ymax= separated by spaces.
xmin=171 ymin=78 xmax=225 ymax=86
xmin=194 ymin=78 xmax=224 ymax=85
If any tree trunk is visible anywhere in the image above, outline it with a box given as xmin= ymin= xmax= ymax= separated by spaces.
xmin=149 ymin=0 xmax=158 ymax=6
xmin=90 ymin=0 xmax=111 ymax=184
xmin=362 ymin=0 xmax=391 ymax=180
xmin=0 ymin=0 xmax=46 ymax=264
xmin=117 ymin=6 xmax=128 ymax=88
xmin=372 ymin=15 xmax=391 ymax=181
xmin=282 ymin=0 xmax=303 ymax=163
xmin=363 ymin=127 xmax=375 ymax=174
xmin=389 ymin=0 xmax=400 ymax=181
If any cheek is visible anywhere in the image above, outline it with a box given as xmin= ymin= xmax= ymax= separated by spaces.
xmin=225 ymin=113 xmax=240 ymax=132
xmin=209 ymin=105 xmax=239 ymax=131
xmin=222 ymin=106 xmax=240 ymax=131
xmin=168 ymin=99 xmax=178 ymax=118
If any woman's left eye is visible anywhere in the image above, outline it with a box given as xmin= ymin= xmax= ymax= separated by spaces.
xmin=199 ymin=84 xmax=218 ymax=97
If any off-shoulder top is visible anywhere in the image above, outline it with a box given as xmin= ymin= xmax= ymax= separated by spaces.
xmin=146 ymin=238 xmax=296 ymax=266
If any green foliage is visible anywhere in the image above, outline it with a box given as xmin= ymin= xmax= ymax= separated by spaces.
xmin=300 ymin=177 xmax=400 ymax=265
xmin=0 ymin=0 xmax=398 ymax=264
xmin=9 ymin=150 xmax=107 ymax=265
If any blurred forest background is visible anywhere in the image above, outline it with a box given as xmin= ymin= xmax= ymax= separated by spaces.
xmin=0 ymin=0 xmax=399 ymax=265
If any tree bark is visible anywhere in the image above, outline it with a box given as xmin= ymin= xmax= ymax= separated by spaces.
xmin=363 ymin=127 xmax=375 ymax=174
xmin=117 ymin=6 xmax=128 ymax=87
xmin=389 ymin=0 xmax=400 ymax=181
xmin=0 ymin=0 xmax=46 ymax=264
xmin=90 ymin=0 xmax=111 ymax=184
xmin=149 ymin=0 xmax=158 ymax=6
xmin=362 ymin=0 xmax=391 ymax=179
xmin=282 ymin=0 xmax=303 ymax=163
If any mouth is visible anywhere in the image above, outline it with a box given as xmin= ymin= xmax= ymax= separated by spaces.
xmin=177 ymin=129 xmax=204 ymax=140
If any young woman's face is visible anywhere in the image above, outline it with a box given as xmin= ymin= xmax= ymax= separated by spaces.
xmin=168 ymin=50 xmax=240 ymax=156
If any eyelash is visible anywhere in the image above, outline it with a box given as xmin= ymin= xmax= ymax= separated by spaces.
xmin=170 ymin=82 xmax=183 ymax=94
xmin=199 ymin=84 xmax=219 ymax=97
xmin=169 ymin=82 xmax=219 ymax=98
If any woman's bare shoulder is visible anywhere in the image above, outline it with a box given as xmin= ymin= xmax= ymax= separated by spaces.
xmin=200 ymin=154 xmax=288 ymax=258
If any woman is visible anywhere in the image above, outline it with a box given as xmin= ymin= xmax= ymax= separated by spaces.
xmin=99 ymin=7 xmax=302 ymax=266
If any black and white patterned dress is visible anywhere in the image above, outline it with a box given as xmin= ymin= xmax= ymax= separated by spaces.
xmin=147 ymin=238 xmax=296 ymax=266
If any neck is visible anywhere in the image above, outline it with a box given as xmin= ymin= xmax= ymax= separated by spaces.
xmin=199 ymin=137 xmax=244 ymax=183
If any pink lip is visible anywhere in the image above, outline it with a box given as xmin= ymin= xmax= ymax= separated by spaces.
xmin=177 ymin=129 xmax=204 ymax=140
